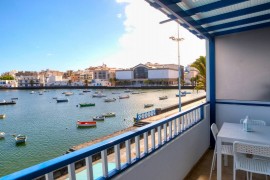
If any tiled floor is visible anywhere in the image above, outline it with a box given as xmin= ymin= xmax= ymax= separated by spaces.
xmin=185 ymin=149 xmax=267 ymax=180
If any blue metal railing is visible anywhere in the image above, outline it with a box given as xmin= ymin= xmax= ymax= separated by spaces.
xmin=1 ymin=102 xmax=208 ymax=180
xmin=135 ymin=109 xmax=156 ymax=121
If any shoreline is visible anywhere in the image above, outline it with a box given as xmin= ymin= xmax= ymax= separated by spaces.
xmin=0 ymin=85 xmax=195 ymax=90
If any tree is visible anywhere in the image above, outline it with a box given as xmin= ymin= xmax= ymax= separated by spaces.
xmin=30 ymin=79 xmax=34 ymax=87
xmin=68 ymin=80 xmax=72 ymax=86
xmin=0 ymin=75 xmax=14 ymax=80
xmin=191 ymin=56 xmax=206 ymax=91
xmin=109 ymin=78 xmax=116 ymax=86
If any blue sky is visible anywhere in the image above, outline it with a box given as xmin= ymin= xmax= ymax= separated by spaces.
xmin=0 ymin=0 xmax=205 ymax=74
xmin=0 ymin=0 xmax=126 ymax=73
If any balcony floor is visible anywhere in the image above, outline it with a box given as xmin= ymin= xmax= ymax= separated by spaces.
xmin=185 ymin=149 xmax=267 ymax=180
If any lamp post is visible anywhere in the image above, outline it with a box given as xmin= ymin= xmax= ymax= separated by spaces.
xmin=169 ymin=25 xmax=184 ymax=112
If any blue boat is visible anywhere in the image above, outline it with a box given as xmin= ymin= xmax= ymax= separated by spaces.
xmin=56 ymin=98 xmax=69 ymax=103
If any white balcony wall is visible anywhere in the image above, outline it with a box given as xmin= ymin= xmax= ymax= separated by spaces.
xmin=116 ymin=71 xmax=133 ymax=80
xmin=215 ymin=27 xmax=270 ymax=102
xmin=114 ymin=105 xmax=210 ymax=180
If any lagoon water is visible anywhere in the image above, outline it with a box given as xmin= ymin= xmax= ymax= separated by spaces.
xmin=0 ymin=89 xmax=205 ymax=177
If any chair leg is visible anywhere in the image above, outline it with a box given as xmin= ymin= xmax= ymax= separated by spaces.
xmin=209 ymin=146 xmax=217 ymax=180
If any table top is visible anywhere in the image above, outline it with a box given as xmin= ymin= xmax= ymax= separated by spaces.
xmin=217 ymin=122 xmax=270 ymax=145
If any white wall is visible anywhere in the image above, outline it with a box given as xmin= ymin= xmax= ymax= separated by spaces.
xmin=215 ymin=27 xmax=270 ymax=102
xmin=148 ymin=69 xmax=178 ymax=79
xmin=215 ymin=103 xmax=270 ymax=129
xmin=116 ymin=71 xmax=133 ymax=80
xmin=113 ymin=105 xmax=210 ymax=180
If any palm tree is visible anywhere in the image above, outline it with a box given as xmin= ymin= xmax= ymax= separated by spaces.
xmin=191 ymin=56 xmax=206 ymax=91
xmin=84 ymin=79 xmax=89 ymax=87
xmin=30 ymin=79 xmax=34 ymax=87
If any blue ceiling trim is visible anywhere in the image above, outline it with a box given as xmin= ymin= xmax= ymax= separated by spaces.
xmin=205 ymin=14 xmax=270 ymax=31
xmin=158 ymin=0 xmax=211 ymax=38
xmin=198 ymin=2 xmax=270 ymax=24
xmin=159 ymin=0 xmax=182 ymax=6
xmin=182 ymin=0 xmax=248 ymax=17
xmin=212 ymin=21 xmax=270 ymax=36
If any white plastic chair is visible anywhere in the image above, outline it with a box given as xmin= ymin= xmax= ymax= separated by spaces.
xmin=233 ymin=141 xmax=270 ymax=180
xmin=209 ymin=123 xmax=233 ymax=180
xmin=240 ymin=119 xmax=266 ymax=126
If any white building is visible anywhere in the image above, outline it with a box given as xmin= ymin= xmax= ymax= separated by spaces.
xmin=184 ymin=65 xmax=198 ymax=85
xmin=0 ymin=80 xmax=17 ymax=87
xmin=116 ymin=63 xmax=182 ymax=86
xmin=46 ymin=75 xmax=63 ymax=86
xmin=91 ymin=79 xmax=111 ymax=86
xmin=17 ymin=75 xmax=45 ymax=87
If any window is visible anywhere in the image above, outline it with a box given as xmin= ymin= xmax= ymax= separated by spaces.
xmin=134 ymin=66 xmax=148 ymax=79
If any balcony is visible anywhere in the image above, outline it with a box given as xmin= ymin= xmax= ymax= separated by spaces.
xmin=2 ymin=1 xmax=270 ymax=180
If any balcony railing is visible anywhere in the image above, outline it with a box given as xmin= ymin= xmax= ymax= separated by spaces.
xmin=1 ymin=103 xmax=207 ymax=180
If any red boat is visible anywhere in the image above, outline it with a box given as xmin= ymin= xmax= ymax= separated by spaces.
xmin=76 ymin=120 xmax=97 ymax=127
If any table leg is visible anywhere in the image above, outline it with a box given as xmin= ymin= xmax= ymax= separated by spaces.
xmin=217 ymin=137 xmax=222 ymax=180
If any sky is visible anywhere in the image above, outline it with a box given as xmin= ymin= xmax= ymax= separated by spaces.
xmin=0 ymin=0 xmax=205 ymax=74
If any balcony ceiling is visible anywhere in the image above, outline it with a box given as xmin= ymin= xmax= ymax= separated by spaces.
xmin=146 ymin=0 xmax=270 ymax=39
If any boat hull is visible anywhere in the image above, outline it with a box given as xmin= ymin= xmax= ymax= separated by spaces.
xmin=79 ymin=103 xmax=95 ymax=107
xmin=77 ymin=121 xmax=97 ymax=127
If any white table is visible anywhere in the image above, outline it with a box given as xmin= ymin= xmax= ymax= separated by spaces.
xmin=216 ymin=122 xmax=270 ymax=180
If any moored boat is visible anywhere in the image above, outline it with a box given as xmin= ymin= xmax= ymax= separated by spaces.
xmin=111 ymin=92 xmax=120 ymax=94
xmin=30 ymin=91 xmax=35 ymax=94
xmin=77 ymin=120 xmax=97 ymax=127
xmin=82 ymin=90 xmax=91 ymax=93
xmin=11 ymin=98 xmax=18 ymax=100
xmin=176 ymin=93 xmax=186 ymax=97
xmin=79 ymin=103 xmax=95 ymax=107
xmin=159 ymin=96 xmax=168 ymax=100
xmin=0 ymin=114 xmax=6 ymax=119
xmin=104 ymin=98 xmax=116 ymax=102
xmin=0 ymin=100 xmax=16 ymax=105
xmin=144 ymin=104 xmax=154 ymax=108
xmin=64 ymin=92 xmax=74 ymax=96
xmin=15 ymin=134 xmax=27 ymax=144
xmin=56 ymin=98 xmax=69 ymax=103
xmin=124 ymin=89 xmax=133 ymax=93
xmin=0 ymin=132 xmax=5 ymax=138
xmin=131 ymin=92 xmax=140 ymax=94
xmin=79 ymin=93 xmax=84 ymax=95
xmin=102 ymin=112 xmax=116 ymax=117
xmin=119 ymin=95 xmax=129 ymax=99
xmin=92 ymin=93 xmax=106 ymax=98
xmin=93 ymin=116 xmax=105 ymax=121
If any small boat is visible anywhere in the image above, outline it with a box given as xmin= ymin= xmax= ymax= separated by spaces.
xmin=112 ymin=92 xmax=120 ymax=94
xmin=39 ymin=92 xmax=43 ymax=95
xmin=176 ymin=93 xmax=186 ymax=97
xmin=131 ymin=92 xmax=140 ymax=94
xmin=11 ymin=98 xmax=18 ymax=100
xmin=15 ymin=134 xmax=27 ymax=144
xmin=79 ymin=103 xmax=95 ymax=107
xmin=83 ymin=90 xmax=91 ymax=93
xmin=30 ymin=91 xmax=35 ymax=94
xmin=56 ymin=98 xmax=69 ymax=103
xmin=77 ymin=120 xmax=96 ymax=127
xmin=102 ymin=112 xmax=116 ymax=117
xmin=0 ymin=132 xmax=5 ymax=138
xmin=65 ymin=92 xmax=74 ymax=96
xmin=104 ymin=98 xmax=116 ymax=102
xmin=93 ymin=116 xmax=105 ymax=121
xmin=159 ymin=96 xmax=168 ymax=100
xmin=124 ymin=89 xmax=133 ymax=93
xmin=144 ymin=104 xmax=154 ymax=108
xmin=0 ymin=100 xmax=16 ymax=105
xmin=79 ymin=93 xmax=84 ymax=95
xmin=182 ymin=91 xmax=192 ymax=94
xmin=119 ymin=95 xmax=129 ymax=99
xmin=52 ymin=97 xmax=57 ymax=99
xmin=0 ymin=114 xmax=6 ymax=119
xmin=92 ymin=93 xmax=106 ymax=98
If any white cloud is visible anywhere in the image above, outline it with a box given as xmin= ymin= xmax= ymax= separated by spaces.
xmin=117 ymin=13 xmax=122 ymax=18
xmin=101 ymin=0 xmax=206 ymax=68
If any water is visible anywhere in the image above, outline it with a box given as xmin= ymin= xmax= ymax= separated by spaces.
xmin=0 ymin=89 xmax=205 ymax=176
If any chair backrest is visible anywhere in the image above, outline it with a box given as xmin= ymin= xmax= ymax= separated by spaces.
xmin=239 ymin=119 xmax=266 ymax=126
xmin=233 ymin=141 xmax=270 ymax=158
xmin=211 ymin=123 xmax=219 ymax=141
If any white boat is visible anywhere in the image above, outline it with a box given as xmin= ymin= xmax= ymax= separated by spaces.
xmin=124 ymin=89 xmax=133 ymax=93
xmin=39 ymin=92 xmax=43 ymax=95
xmin=104 ymin=98 xmax=116 ymax=102
xmin=93 ymin=116 xmax=105 ymax=121
xmin=119 ymin=95 xmax=129 ymax=99
xmin=102 ymin=112 xmax=116 ymax=117
xmin=30 ymin=91 xmax=35 ymax=94
xmin=65 ymin=92 xmax=74 ymax=96
xmin=159 ymin=96 xmax=168 ymax=100
xmin=92 ymin=93 xmax=106 ymax=98
xmin=111 ymin=92 xmax=120 ymax=94
xmin=0 ymin=132 xmax=5 ymax=138
xmin=0 ymin=114 xmax=6 ymax=119
xmin=15 ymin=134 xmax=27 ymax=144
